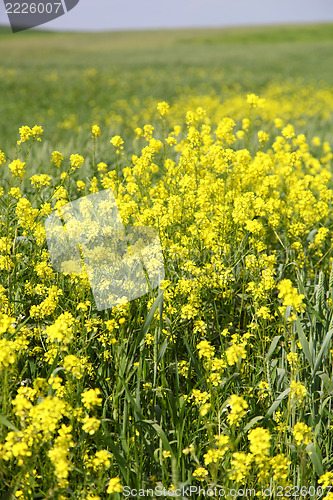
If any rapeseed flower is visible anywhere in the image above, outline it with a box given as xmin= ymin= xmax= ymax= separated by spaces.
xmin=270 ymin=454 xmax=291 ymax=482
xmin=51 ymin=151 xmax=63 ymax=168
xmin=0 ymin=339 xmax=17 ymax=370
xmin=82 ymin=416 xmax=100 ymax=435
xmin=9 ymin=159 xmax=25 ymax=178
xmin=106 ymin=477 xmax=122 ymax=493
xmin=318 ymin=471 xmax=333 ymax=488
xmin=197 ymin=340 xmax=215 ymax=359
xmin=248 ymin=427 xmax=271 ymax=457
xmin=0 ymin=150 xmax=6 ymax=164
xmin=110 ymin=135 xmax=124 ymax=150
xmin=293 ymin=422 xmax=313 ymax=446
xmin=92 ymin=450 xmax=111 ymax=469
xmin=92 ymin=124 xmax=101 ymax=138
xmin=192 ymin=467 xmax=208 ymax=481
xmin=290 ymin=381 xmax=307 ymax=403
xmin=30 ymin=174 xmax=51 ymax=188
xmin=226 ymin=395 xmax=248 ymax=426
xmin=3 ymin=88 xmax=333 ymax=492
xmin=229 ymin=452 xmax=252 ymax=482
xmin=44 ymin=312 xmax=74 ymax=343
xmin=157 ymin=101 xmax=169 ymax=117
xmin=81 ymin=388 xmax=102 ymax=409
xmin=17 ymin=125 xmax=32 ymax=144
xmin=70 ymin=153 xmax=84 ymax=169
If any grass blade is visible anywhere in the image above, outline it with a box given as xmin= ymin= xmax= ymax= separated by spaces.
xmin=266 ymin=388 xmax=290 ymax=417
xmin=311 ymin=327 xmax=333 ymax=380
xmin=306 ymin=441 xmax=324 ymax=476
xmin=265 ymin=335 xmax=281 ymax=362
xmin=296 ymin=317 xmax=313 ymax=367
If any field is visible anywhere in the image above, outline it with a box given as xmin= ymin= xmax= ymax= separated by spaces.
xmin=1 ymin=22 xmax=333 ymax=499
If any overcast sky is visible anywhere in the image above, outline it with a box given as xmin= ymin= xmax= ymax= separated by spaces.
xmin=1 ymin=0 xmax=333 ymax=32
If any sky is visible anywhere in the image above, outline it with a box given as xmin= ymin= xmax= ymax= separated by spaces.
xmin=1 ymin=0 xmax=333 ymax=32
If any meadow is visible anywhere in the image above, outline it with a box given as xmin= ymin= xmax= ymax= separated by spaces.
xmin=1 ymin=22 xmax=333 ymax=499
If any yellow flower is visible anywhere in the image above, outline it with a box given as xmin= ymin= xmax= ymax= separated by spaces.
xmin=70 ymin=153 xmax=84 ymax=169
xmin=248 ymin=427 xmax=271 ymax=457
xmin=0 ymin=339 xmax=17 ymax=371
xmin=106 ymin=477 xmax=122 ymax=494
xmin=226 ymin=395 xmax=248 ymax=426
xmin=97 ymin=161 xmax=108 ymax=172
xmin=258 ymin=130 xmax=269 ymax=143
xmin=92 ymin=124 xmax=101 ymax=138
xmin=229 ymin=452 xmax=252 ymax=482
xmin=274 ymin=117 xmax=284 ymax=129
xmin=192 ymin=467 xmax=208 ymax=481
xmin=293 ymin=422 xmax=313 ymax=446
xmin=199 ymin=403 xmax=211 ymax=416
xmin=226 ymin=342 xmax=247 ymax=366
xmin=290 ymin=381 xmax=307 ymax=403
xmin=9 ymin=159 xmax=25 ymax=178
xmin=51 ymin=151 xmax=64 ymax=168
xmin=92 ymin=449 xmax=111 ymax=469
xmin=48 ymin=425 xmax=73 ymax=487
xmin=82 ymin=416 xmax=100 ymax=435
xmin=81 ymin=388 xmax=102 ymax=409
xmin=191 ymin=389 xmax=210 ymax=405
xmin=31 ymin=125 xmax=43 ymax=140
xmin=17 ymin=125 xmax=32 ymax=145
xmin=63 ymin=354 xmax=86 ymax=379
xmin=270 ymin=454 xmax=291 ymax=481
xmin=9 ymin=187 xmax=21 ymax=198
xmin=247 ymin=93 xmax=265 ymax=108
xmin=0 ymin=150 xmax=6 ymax=165
xmin=204 ymin=436 xmax=229 ymax=465
xmin=134 ymin=127 xmax=143 ymax=138
xmin=197 ymin=339 xmax=215 ymax=359
xmin=110 ymin=135 xmax=124 ymax=150
xmin=318 ymin=471 xmax=333 ymax=488
xmin=312 ymin=136 xmax=321 ymax=146
xmin=143 ymin=125 xmax=154 ymax=141
xmin=287 ymin=352 xmax=299 ymax=368
xmin=157 ymin=101 xmax=169 ymax=117
xmin=30 ymin=174 xmax=51 ymax=188
xmin=44 ymin=311 xmax=74 ymax=343
xmin=277 ymin=279 xmax=305 ymax=314
xmin=242 ymin=118 xmax=250 ymax=131
xmin=282 ymin=124 xmax=296 ymax=139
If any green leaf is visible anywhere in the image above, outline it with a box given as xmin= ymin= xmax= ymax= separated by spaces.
xmin=312 ymin=328 xmax=333 ymax=380
xmin=127 ymin=291 xmax=164 ymax=362
xmin=141 ymin=291 xmax=163 ymax=340
xmin=0 ymin=415 xmax=19 ymax=432
xmin=242 ymin=416 xmax=264 ymax=434
xmin=183 ymin=336 xmax=206 ymax=389
xmin=296 ymin=317 xmax=313 ymax=367
xmin=265 ymin=335 xmax=281 ymax=361
xmin=142 ymin=419 xmax=174 ymax=456
xmin=306 ymin=441 xmax=324 ymax=476
xmin=266 ymin=388 xmax=290 ymax=417
xmin=100 ymin=422 xmax=130 ymax=479
xmin=157 ymin=336 xmax=169 ymax=364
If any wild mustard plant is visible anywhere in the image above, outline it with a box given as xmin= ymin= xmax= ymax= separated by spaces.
xmin=1 ymin=90 xmax=333 ymax=497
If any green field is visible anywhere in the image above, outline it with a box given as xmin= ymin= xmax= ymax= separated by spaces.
xmin=1 ymin=23 xmax=333 ymax=150
xmin=2 ymin=23 xmax=333 ymax=499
